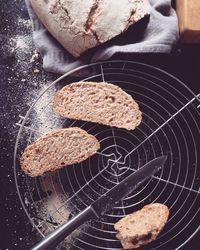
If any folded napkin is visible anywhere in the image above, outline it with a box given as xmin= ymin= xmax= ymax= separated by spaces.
xmin=25 ymin=0 xmax=179 ymax=74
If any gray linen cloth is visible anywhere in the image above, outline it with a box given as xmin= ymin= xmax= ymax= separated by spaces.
xmin=25 ymin=0 xmax=179 ymax=74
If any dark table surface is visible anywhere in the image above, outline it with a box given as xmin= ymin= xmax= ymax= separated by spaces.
xmin=0 ymin=0 xmax=200 ymax=249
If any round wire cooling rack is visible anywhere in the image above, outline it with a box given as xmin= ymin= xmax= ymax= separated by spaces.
xmin=14 ymin=61 xmax=200 ymax=250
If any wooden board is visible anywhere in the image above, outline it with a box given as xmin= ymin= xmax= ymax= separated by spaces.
xmin=176 ymin=0 xmax=200 ymax=43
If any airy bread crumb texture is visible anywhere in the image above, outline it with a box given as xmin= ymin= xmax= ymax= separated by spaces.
xmin=114 ymin=203 xmax=169 ymax=249
xmin=53 ymin=82 xmax=142 ymax=130
xmin=20 ymin=127 xmax=100 ymax=177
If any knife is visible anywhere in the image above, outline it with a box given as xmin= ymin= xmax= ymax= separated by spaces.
xmin=31 ymin=155 xmax=167 ymax=250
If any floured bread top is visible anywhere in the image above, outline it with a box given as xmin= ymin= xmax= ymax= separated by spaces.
xmin=30 ymin=0 xmax=151 ymax=57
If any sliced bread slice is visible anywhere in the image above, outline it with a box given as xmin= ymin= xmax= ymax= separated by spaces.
xmin=53 ymin=82 xmax=142 ymax=130
xmin=20 ymin=127 xmax=100 ymax=177
xmin=114 ymin=203 xmax=169 ymax=249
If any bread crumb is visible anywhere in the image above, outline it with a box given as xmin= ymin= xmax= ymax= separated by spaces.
xmin=30 ymin=50 xmax=39 ymax=63
xmin=34 ymin=69 xmax=40 ymax=73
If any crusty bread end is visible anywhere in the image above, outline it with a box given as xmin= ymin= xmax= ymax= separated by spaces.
xmin=114 ymin=203 xmax=169 ymax=249
xmin=30 ymin=0 xmax=150 ymax=57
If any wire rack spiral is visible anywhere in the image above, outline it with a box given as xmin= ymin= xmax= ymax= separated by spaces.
xmin=14 ymin=61 xmax=200 ymax=250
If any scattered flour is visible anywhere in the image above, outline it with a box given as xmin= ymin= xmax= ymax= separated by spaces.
xmin=17 ymin=17 xmax=32 ymax=29
xmin=15 ymin=36 xmax=29 ymax=49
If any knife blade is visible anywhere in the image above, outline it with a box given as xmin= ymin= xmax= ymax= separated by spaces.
xmin=32 ymin=155 xmax=167 ymax=250
xmin=92 ymin=155 xmax=167 ymax=216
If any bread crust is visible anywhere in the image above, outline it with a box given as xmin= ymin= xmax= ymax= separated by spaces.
xmin=114 ymin=203 xmax=169 ymax=249
xmin=30 ymin=0 xmax=150 ymax=57
xmin=20 ymin=127 xmax=100 ymax=177
xmin=53 ymin=82 xmax=142 ymax=130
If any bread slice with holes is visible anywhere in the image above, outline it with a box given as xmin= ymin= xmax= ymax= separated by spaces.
xmin=114 ymin=203 xmax=169 ymax=249
xmin=53 ymin=82 xmax=142 ymax=130
xmin=20 ymin=127 xmax=100 ymax=177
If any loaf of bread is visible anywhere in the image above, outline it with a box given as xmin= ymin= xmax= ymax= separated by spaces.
xmin=30 ymin=0 xmax=151 ymax=57
xmin=114 ymin=203 xmax=169 ymax=249
xmin=20 ymin=127 xmax=100 ymax=177
xmin=53 ymin=82 xmax=142 ymax=130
